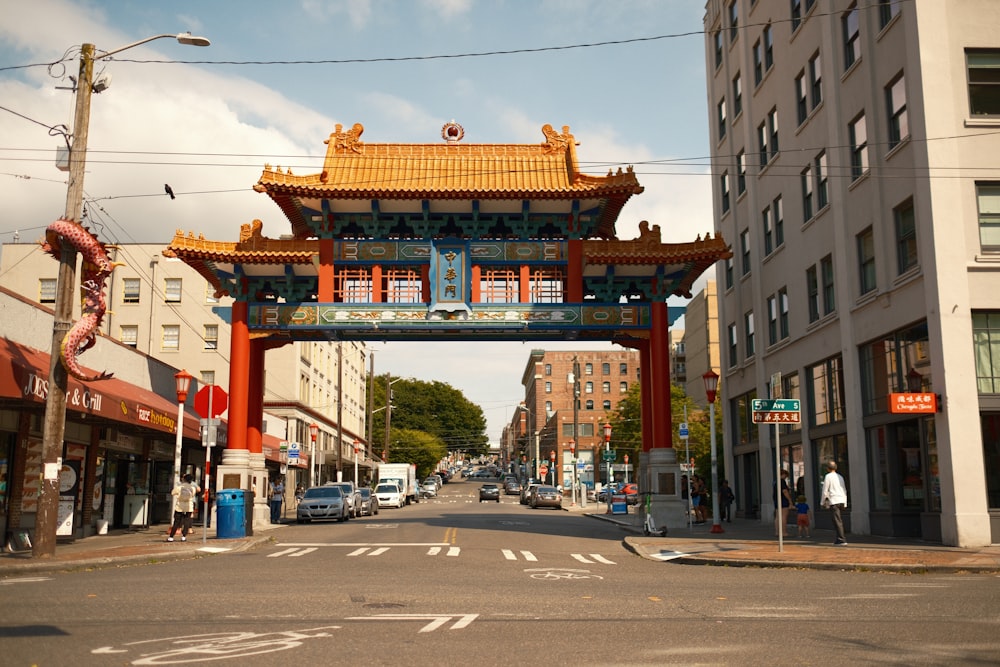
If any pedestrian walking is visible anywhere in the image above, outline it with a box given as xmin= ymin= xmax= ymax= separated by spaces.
xmin=691 ymin=475 xmax=708 ymax=523
xmin=795 ymin=494 xmax=812 ymax=538
xmin=720 ymin=479 xmax=735 ymax=522
xmin=167 ymin=474 xmax=200 ymax=542
xmin=774 ymin=469 xmax=792 ymax=537
xmin=821 ymin=461 xmax=848 ymax=545
xmin=269 ymin=477 xmax=284 ymax=524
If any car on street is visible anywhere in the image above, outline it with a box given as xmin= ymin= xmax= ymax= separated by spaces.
xmin=420 ymin=479 xmax=438 ymax=498
xmin=479 ymin=483 xmax=501 ymax=502
xmin=326 ymin=481 xmax=362 ymax=517
xmin=504 ymin=479 xmax=522 ymax=495
xmin=520 ymin=482 xmax=541 ymax=505
xmin=620 ymin=482 xmax=640 ymax=505
xmin=357 ymin=487 xmax=379 ymax=516
xmin=529 ymin=485 xmax=563 ymax=509
xmin=374 ymin=482 xmax=406 ymax=508
xmin=296 ymin=485 xmax=349 ymax=523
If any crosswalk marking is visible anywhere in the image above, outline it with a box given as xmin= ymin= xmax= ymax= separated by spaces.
xmin=502 ymin=549 xmax=537 ymax=561
xmin=447 ymin=546 xmax=461 ymax=557
xmin=427 ymin=546 xmax=442 ymax=556
xmin=289 ymin=547 xmax=317 ymax=557
xmin=267 ymin=545 xmax=612 ymax=564
xmin=347 ymin=548 xmax=369 ymax=557
xmin=368 ymin=547 xmax=390 ymax=556
xmin=268 ymin=548 xmax=301 ymax=558
xmin=571 ymin=553 xmax=616 ymax=565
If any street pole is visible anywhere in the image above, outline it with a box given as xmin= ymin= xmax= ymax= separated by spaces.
xmin=703 ymin=370 xmax=724 ymax=534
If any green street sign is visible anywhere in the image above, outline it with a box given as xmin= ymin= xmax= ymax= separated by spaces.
xmin=602 ymin=449 xmax=617 ymax=462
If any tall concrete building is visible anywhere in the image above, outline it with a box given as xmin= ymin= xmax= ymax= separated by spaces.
xmin=679 ymin=280 xmax=721 ymax=407
xmin=704 ymin=0 xmax=997 ymax=545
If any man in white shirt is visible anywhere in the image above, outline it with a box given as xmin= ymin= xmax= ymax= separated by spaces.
xmin=820 ymin=461 xmax=848 ymax=545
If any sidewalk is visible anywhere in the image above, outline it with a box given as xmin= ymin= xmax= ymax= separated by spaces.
xmin=573 ymin=502 xmax=1000 ymax=573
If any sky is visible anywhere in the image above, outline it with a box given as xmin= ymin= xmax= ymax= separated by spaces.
xmin=0 ymin=0 xmax=714 ymax=444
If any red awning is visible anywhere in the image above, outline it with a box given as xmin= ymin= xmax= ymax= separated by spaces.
xmin=0 ymin=338 xmax=201 ymax=439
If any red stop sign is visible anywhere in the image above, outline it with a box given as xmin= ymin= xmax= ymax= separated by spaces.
xmin=194 ymin=385 xmax=228 ymax=418
xmin=539 ymin=465 xmax=549 ymax=477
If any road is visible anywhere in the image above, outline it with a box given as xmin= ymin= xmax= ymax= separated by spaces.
xmin=2 ymin=477 xmax=999 ymax=666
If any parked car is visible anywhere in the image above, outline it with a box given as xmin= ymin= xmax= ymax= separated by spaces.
xmin=357 ymin=487 xmax=379 ymax=516
xmin=504 ymin=479 xmax=522 ymax=495
xmin=520 ymin=482 xmax=541 ymax=505
xmin=421 ymin=479 xmax=439 ymax=497
xmin=326 ymin=481 xmax=362 ymax=517
xmin=620 ymin=483 xmax=640 ymax=505
xmin=529 ymin=485 xmax=562 ymax=510
xmin=296 ymin=485 xmax=349 ymax=523
xmin=479 ymin=483 xmax=501 ymax=503
xmin=374 ymin=482 xmax=405 ymax=508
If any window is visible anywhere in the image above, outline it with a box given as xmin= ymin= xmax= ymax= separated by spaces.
xmin=725 ymin=256 xmax=734 ymax=289
xmin=977 ymin=183 xmax=1000 ymax=251
xmin=843 ymin=4 xmax=860 ymax=71
xmin=620 ymin=382 xmax=628 ymax=393
xmin=895 ymin=199 xmax=917 ymax=274
xmin=815 ymin=151 xmax=828 ymax=209
xmin=619 ymin=363 xmax=628 ymax=375
xmin=795 ymin=71 xmax=809 ymax=125
xmin=768 ymin=108 xmax=779 ymax=157
xmin=849 ymin=113 xmax=869 ymax=180
xmin=545 ymin=363 xmax=552 ymax=376
xmin=602 ymin=363 xmax=610 ymax=375
xmin=968 ymin=50 xmax=1000 ymax=116
xmin=763 ymin=24 xmax=773 ymax=71
xmin=801 ymin=163 xmax=814 ymax=222
xmin=603 ymin=400 xmax=612 ymax=411
xmin=717 ymin=97 xmax=727 ymax=140
xmin=759 ymin=110 xmax=779 ymax=165
xmin=205 ymin=283 xmax=219 ymax=303
xmin=714 ymin=30 xmax=723 ymax=69
xmin=773 ymin=195 xmax=784 ymax=248
xmin=602 ymin=381 xmax=611 ymax=393
xmin=974 ymin=312 xmax=1000 ymax=393
xmin=200 ymin=370 xmax=215 ymax=386
xmin=39 ymin=278 xmax=56 ymax=303
xmin=585 ymin=363 xmax=593 ymax=375
xmin=878 ymin=0 xmax=901 ymax=30
xmin=721 ymin=171 xmax=731 ymax=214
xmin=753 ymin=39 xmax=764 ymax=85
xmin=809 ymin=356 xmax=845 ymax=426
xmin=757 ymin=120 xmax=768 ymax=166
xmin=886 ymin=73 xmax=909 ymax=148
xmin=585 ymin=400 xmax=594 ymax=410
xmin=767 ymin=294 xmax=779 ymax=345
xmin=732 ymin=73 xmax=743 ymax=116
xmin=744 ymin=310 xmax=755 ymax=357
xmin=545 ymin=381 xmax=552 ymax=393
xmin=791 ymin=0 xmax=802 ymax=31
xmin=728 ymin=0 xmax=738 ymax=42
xmin=585 ymin=381 xmax=593 ymax=394
xmin=740 ymin=229 xmax=751 ymax=276
xmin=779 ymin=287 xmax=789 ymax=339
xmin=162 ymin=324 xmax=180 ymax=351
xmin=809 ymin=52 xmax=822 ymax=108
xmin=857 ymin=227 xmax=876 ymax=295
xmin=727 ymin=323 xmax=738 ymax=368
xmin=763 ymin=204 xmax=774 ymax=255
xmin=123 ymin=278 xmax=141 ymax=304
xmin=736 ymin=149 xmax=747 ymax=197
xmin=120 ymin=325 xmax=138 ymax=347
xmin=806 ymin=266 xmax=820 ymax=323
xmin=164 ymin=277 xmax=182 ymax=303
xmin=204 ymin=324 xmax=219 ymax=350
xmin=821 ymin=254 xmax=836 ymax=314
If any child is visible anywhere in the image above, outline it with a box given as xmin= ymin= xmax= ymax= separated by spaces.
xmin=795 ymin=494 xmax=811 ymax=538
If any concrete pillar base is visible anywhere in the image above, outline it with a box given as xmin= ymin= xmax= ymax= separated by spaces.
xmin=640 ymin=449 xmax=684 ymax=532
xmin=216 ymin=449 xmax=271 ymax=528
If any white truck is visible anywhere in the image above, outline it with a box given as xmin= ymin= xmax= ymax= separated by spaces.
xmin=377 ymin=463 xmax=419 ymax=505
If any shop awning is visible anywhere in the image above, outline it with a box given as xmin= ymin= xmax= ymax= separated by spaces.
xmin=0 ymin=338 xmax=201 ymax=439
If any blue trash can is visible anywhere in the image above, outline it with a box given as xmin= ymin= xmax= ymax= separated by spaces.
xmin=216 ymin=489 xmax=246 ymax=539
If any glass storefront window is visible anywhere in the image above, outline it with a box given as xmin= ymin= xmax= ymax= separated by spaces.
xmin=814 ymin=434 xmax=849 ymax=506
xmin=867 ymin=425 xmax=891 ymax=510
xmin=898 ymin=421 xmax=924 ymax=509
xmin=981 ymin=414 xmax=1000 ymax=508
xmin=926 ymin=418 xmax=941 ymax=512
xmin=808 ymin=356 xmax=845 ymax=426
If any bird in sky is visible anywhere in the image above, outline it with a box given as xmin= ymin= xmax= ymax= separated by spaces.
xmin=164 ymin=184 xmax=175 ymax=199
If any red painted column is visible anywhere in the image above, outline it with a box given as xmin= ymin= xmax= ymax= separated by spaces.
xmin=638 ymin=339 xmax=655 ymax=453
xmin=566 ymin=240 xmax=583 ymax=303
xmin=650 ymin=301 xmax=673 ymax=449
xmin=227 ymin=300 xmax=250 ymax=452
xmin=246 ymin=339 xmax=265 ymax=455
xmin=319 ymin=238 xmax=335 ymax=301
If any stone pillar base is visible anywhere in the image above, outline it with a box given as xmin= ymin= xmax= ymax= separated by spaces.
xmin=216 ymin=449 xmax=271 ymax=528
xmin=639 ymin=448 xmax=685 ymax=533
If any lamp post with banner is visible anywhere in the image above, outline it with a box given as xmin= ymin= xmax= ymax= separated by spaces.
xmin=603 ymin=422 xmax=613 ymax=512
xmin=172 ymin=370 xmax=194 ymax=490
xmin=703 ymin=370 xmax=723 ymax=534
xmin=549 ymin=450 xmax=556 ymax=487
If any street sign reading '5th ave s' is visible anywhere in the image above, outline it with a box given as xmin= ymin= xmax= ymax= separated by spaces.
xmin=751 ymin=398 xmax=801 ymax=423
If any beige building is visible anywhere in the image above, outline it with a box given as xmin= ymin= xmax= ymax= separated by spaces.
xmin=679 ymin=280 xmax=721 ymax=407
xmin=704 ymin=0 xmax=998 ymax=546
xmin=0 ymin=242 xmax=371 ymax=489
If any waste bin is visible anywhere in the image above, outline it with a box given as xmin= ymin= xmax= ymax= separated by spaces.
xmin=244 ymin=490 xmax=254 ymax=537
xmin=216 ymin=489 xmax=246 ymax=539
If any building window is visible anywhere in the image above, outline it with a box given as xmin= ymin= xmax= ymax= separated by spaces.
xmin=545 ymin=401 xmax=552 ymax=414
xmin=120 ymin=325 xmax=138 ymax=347
xmin=815 ymin=151 xmax=828 ymax=209
xmin=602 ymin=363 xmax=610 ymax=375
xmin=204 ymin=324 xmax=219 ymax=350
xmin=974 ymin=312 xmax=1000 ymax=393
xmin=809 ymin=355 xmax=845 ymax=426
xmin=967 ymin=50 xmax=1000 ymax=116
xmin=795 ymin=71 xmax=808 ymax=125
xmin=620 ymin=382 xmax=629 ymax=393
xmin=585 ymin=381 xmax=593 ymax=394
xmin=164 ymin=278 xmax=182 ymax=303
xmin=757 ymin=119 xmax=768 ymax=166
xmin=767 ymin=294 xmax=779 ymax=345
xmin=773 ymin=195 xmax=784 ymax=248
xmin=737 ymin=151 xmax=746 ymax=195
xmin=809 ymin=51 xmax=822 ymax=107
xmin=768 ymin=108 xmax=779 ymax=158
xmin=977 ymin=182 xmax=1000 ymax=251
xmin=162 ymin=325 xmax=180 ymax=351
xmin=745 ymin=310 xmax=755 ymax=357
xmin=619 ymin=363 xmax=628 ymax=375
xmin=806 ymin=265 xmax=820 ymax=323
xmin=725 ymin=256 xmax=734 ymax=289
xmin=545 ymin=363 xmax=552 ymax=376
xmin=585 ymin=363 xmax=593 ymax=375
xmin=201 ymin=370 xmax=215 ymax=386
xmin=843 ymin=4 xmax=860 ymax=71
xmin=849 ymin=112 xmax=869 ymax=180
xmin=545 ymin=381 xmax=552 ymax=393
xmin=821 ymin=254 xmax=836 ymax=315
xmin=123 ymin=278 xmax=141 ymax=304
xmin=886 ymin=73 xmax=909 ymax=149
xmin=205 ymin=283 xmax=219 ymax=303
xmin=602 ymin=381 xmax=611 ymax=393
xmin=763 ymin=205 xmax=774 ymax=256
xmin=878 ymin=0 xmax=901 ymax=30
xmin=791 ymin=0 xmax=803 ymax=30
xmin=753 ymin=39 xmax=764 ymax=86
xmin=732 ymin=73 xmax=742 ymax=116
xmin=763 ymin=24 xmax=774 ymax=71
xmin=779 ymin=287 xmax=789 ymax=339
xmin=859 ymin=322 xmax=929 ymax=414
xmin=727 ymin=323 xmax=738 ymax=368
xmin=895 ymin=199 xmax=917 ymax=274
xmin=857 ymin=227 xmax=876 ymax=295
xmin=728 ymin=0 xmax=738 ymax=42
xmin=717 ymin=97 xmax=727 ymax=140
xmin=585 ymin=400 xmax=594 ymax=410
xmin=740 ymin=229 xmax=751 ymax=276
xmin=714 ymin=29 xmax=723 ymax=69
xmin=603 ymin=400 xmax=612 ymax=411
xmin=39 ymin=278 xmax=56 ymax=304
xmin=721 ymin=171 xmax=731 ymax=214
xmin=801 ymin=163 xmax=814 ymax=222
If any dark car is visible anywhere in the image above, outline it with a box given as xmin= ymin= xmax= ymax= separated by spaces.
xmin=529 ymin=485 xmax=562 ymax=510
xmin=504 ymin=479 xmax=522 ymax=495
xmin=296 ymin=485 xmax=348 ymax=523
xmin=479 ymin=483 xmax=501 ymax=503
xmin=357 ymin=487 xmax=379 ymax=516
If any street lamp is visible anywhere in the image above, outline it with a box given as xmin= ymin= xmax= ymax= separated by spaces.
xmin=172 ymin=370 xmax=195 ymax=489
xmin=309 ymin=422 xmax=319 ymax=487
xmin=36 ymin=31 xmax=209 ymax=558
xmin=549 ymin=450 xmax=556 ymax=486
xmin=568 ymin=440 xmax=576 ymax=506
xmin=353 ymin=439 xmax=360 ymax=486
xmin=703 ymin=369 xmax=723 ymax=534
xmin=517 ymin=403 xmax=538 ymax=481
xmin=603 ymin=422 xmax=612 ymax=511
xmin=624 ymin=453 xmax=630 ymax=484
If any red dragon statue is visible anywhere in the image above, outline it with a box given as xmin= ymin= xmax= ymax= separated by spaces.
xmin=41 ymin=218 xmax=120 ymax=382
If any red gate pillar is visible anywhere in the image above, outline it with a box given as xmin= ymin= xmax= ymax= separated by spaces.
xmin=650 ymin=301 xmax=673 ymax=450
xmin=247 ymin=340 xmax=264 ymax=455
xmin=227 ymin=300 xmax=250 ymax=453
xmin=638 ymin=340 xmax=654 ymax=453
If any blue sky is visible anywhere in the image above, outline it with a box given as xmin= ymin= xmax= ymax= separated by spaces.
xmin=0 ymin=0 xmax=714 ymax=442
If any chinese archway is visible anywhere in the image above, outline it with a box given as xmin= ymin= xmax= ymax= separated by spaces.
xmin=165 ymin=122 xmax=730 ymax=527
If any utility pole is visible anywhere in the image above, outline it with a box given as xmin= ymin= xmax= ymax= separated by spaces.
xmin=572 ymin=356 xmax=580 ymax=499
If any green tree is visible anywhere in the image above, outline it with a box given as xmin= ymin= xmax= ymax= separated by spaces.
xmin=385 ymin=427 xmax=447 ymax=479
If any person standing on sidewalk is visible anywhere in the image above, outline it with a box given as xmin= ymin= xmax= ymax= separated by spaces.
xmin=821 ymin=461 xmax=848 ymax=545
xmin=269 ymin=477 xmax=284 ymax=524
xmin=168 ymin=474 xmax=200 ymax=542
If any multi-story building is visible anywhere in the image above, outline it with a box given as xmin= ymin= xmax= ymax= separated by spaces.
xmin=704 ymin=0 xmax=996 ymax=545
xmin=680 ymin=280 xmax=721 ymax=407
xmin=505 ymin=349 xmax=640 ymax=490
xmin=0 ymin=242 xmax=371 ymax=490
xmin=669 ymin=327 xmax=686 ymax=387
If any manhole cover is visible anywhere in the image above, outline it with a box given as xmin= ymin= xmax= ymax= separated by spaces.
xmin=363 ymin=602 xmax=406 ymax=609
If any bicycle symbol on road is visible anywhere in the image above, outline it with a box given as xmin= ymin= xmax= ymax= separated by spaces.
xmin=525 ymin=568 xmax=604 ymax=581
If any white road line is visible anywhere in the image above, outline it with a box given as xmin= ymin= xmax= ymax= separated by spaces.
xmin=268 ymin=548 xmax=300 ymax=558
xmin=502 ymin=549 xmax=517 ymax=560
xmin=521 ymin=550 xmax=537 ymax=561
xmin=368 ymin=547 xmax=390 ymax=556
xmin=347 ymin=548 xmax=369 ymax=557
xmin=447 ymin=547 xmax=461 ymax=557
xmin=427 ymin=546 xmax=442 ymax=556
xmin=288 ymin=548 xmax=317 ymax=557
xmin=571 ymin=553 xmax=594 ymax=564
xmin=589 ymin=554 xmax=616 ymax=564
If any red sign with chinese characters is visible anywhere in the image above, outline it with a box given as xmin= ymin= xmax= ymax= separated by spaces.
xmin=889 ymin=392 xmax=937 ymax=414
